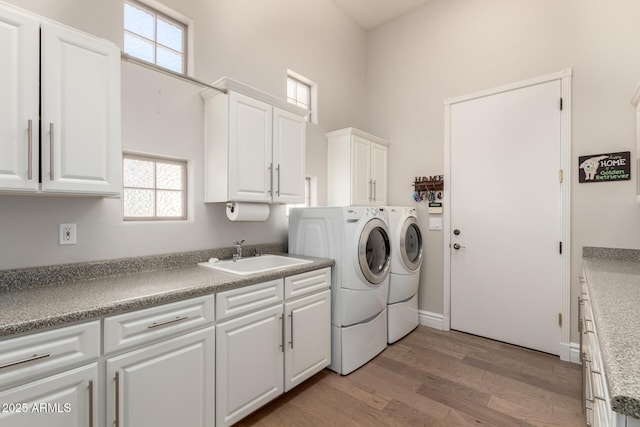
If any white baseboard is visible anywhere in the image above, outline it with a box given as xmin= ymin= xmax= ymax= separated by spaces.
xmin=418 ymin=310 xmax=445 ymax=330
xmin=567 ymin=342 xmax=581 ymax=364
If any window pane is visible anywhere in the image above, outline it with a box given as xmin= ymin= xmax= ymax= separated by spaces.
xmin=296 ymin=82 xmax=310 ymax=107
xmin=124 ymin=3 xmax=154 ymax=39
xmin=124 ymin=189 xmax=154 ymax=217
xmin=156 ymin=162 xmax=183 ymax=190
xmin=156 ymin=46 xmax=183 ymax=73
xmin=123 ymin=158 xmax=154 ymax=188
xmin=157 ymin=190 xmax=183 ymax=217
xmin=124 ymin=33 xmax=154 ymax=63
xmin=287 ymin=78 xmax=296 ymax=102
xmin=157 ymin=17 xmax=184 ymax=53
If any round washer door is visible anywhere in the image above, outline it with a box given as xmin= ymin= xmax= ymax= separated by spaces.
xmin=400 ymin=217 xmax=423 ymax=271
xmin=358 ymin=218 xmax=391 ymax=285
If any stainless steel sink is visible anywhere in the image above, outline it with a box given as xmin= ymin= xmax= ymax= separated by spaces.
xmin=198 ymin=254 xmax=312 ymax=275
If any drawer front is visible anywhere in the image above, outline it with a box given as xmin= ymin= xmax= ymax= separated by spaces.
xmin=216 ymin=279 xmax=283 ymax=321
xmin=0 ymin=321 xmax=100 ymax=388
xmin=104 ymin=295 xmax=215 ymax=354
xmin=284 ymin=268 xmax=331 ymax=300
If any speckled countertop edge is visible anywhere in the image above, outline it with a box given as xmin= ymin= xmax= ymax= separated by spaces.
xmin=583 ymin=246 xmax=640 ymax=419
xmin=0 ymin=248 xmax=334 ymax=339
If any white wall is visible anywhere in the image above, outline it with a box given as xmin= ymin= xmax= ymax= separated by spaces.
xmin=0 ymin=0 xmax=366 ymax=270
xmin=365 ymin=0 xmax=640 ymax=340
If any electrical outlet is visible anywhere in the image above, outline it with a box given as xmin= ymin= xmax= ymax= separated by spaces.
xmin=59 ymin=224 xmax=77 ymax=245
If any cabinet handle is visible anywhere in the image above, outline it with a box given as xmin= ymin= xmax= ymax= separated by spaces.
xmin=27 ymin=119 xmax=33 ymax=180
xmin=49 ymin=123 xmax=54 ymax=181
xmin=268 ymin=163 xmax=273 ymax=195
xmin=114 ymin=372 xmax=120 ymax=427
xmin=88 ymin=380 xmax=94 ymax=427
xmin=280 ymin=314 xmax=284 ymax=352
xmin=0 ymin=353 xmax=51 ymax=370
xmin=276 ymin=164 xmax=281 ymax=197
xmin=147 ymin=315 xmax=189 ymax=329
xmin=368 ymin=180 xmax=373 ymax=201
xmin=288 ymin=312 xmax=294 ymax=349
xmin=373 ymin=180 xmax=377 ymax=201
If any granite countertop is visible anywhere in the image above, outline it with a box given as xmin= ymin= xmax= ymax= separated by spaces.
xmin=582 ymin=247 xmax=640 ymax=419
xmin=0 ymin=249 xmax=333 ymax=339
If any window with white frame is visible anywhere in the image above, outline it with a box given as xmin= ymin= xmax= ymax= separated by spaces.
xmin=124 ymin=0 xmax=187 ymax=74
xmin=123 ymin=154 xmax=187 ymax=220
xmin=286 ymin=177 xmax=312 ymax=215
xmin=287 ymin=71 xmax=317 ymax=124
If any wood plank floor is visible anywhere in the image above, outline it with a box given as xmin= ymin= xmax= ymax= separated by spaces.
xmin=237 ymin=326 xmax=584 ymax=426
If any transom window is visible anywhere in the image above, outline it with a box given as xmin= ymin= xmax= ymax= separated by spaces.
xmin=287 ymin=72 xmax=317 ymax=124
xmin=124 ymin=0 xmax=187 ymax=74
xmin=123 ymin=154 xmax=187 ymax=220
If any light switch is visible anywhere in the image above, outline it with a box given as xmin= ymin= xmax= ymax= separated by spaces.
xmin=429 ymin=217 xmax=442 ymax=231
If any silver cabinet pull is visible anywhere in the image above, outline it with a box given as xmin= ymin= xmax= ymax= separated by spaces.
xmin=88 ymin=380 xmax=94 ymax=427
xmin=147 ymin=315 xmax=189 ymax=329
xmin=368 ymin=179 xmax=373 ymax=201
xmin=288 ymin=312 xmax=294 ymax=349
xmin=279 ymin=314 xmax=284 ymax=352
xmin=49 ymin=123 xmax=54 ymax=181
xmin=114 ymin=372 xmax=120 ymax=427
xmin=27 ymin=119 xmax=33 ymax=180
xmin=0 ymin=353 xmax=51 ymax=370
xmin=268 ymin=163 xmax=273 ymax=195
xmin=373 ymin=180 xmax=377 ymax=201
xmin=276 ymin=164 xmax=281 ymax=197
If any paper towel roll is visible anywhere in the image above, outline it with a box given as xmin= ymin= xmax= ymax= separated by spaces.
xmin=226 ymin=202 xmax=270 ymax=221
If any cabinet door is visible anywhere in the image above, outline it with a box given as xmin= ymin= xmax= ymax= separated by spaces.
xmin=351 ymin=135 xmax=372 ymax=205
xmin=228 ymin=92 xmax=273 ymax=202
xmin=40 ymin=21 xmax=121 ymax=195
xmin=0 ymin=363 xmax=98 ymax=427
xmin=370 ymin=142 xmax=388 ymax=205
xmin=216 ymin=304 xmax=284 ymax=427
xmin=107 ymin=327 xmax=214 ymax=427
xmin=284 ymin=289 xmax=331 ymax=392
xmin=273 ymin=108 xmax=306 ymax=204
xmin=0 ymin=5 xmax=39 ymax=192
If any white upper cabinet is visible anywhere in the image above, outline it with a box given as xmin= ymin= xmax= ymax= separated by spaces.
xmin=0 ymin=3 xmax=121 ymax=195
xmin=327 ymin=127 xmax=389 ymax=206
xmin=0 ymin=6 xmax=40 ymax=192
xmin=202 ymin=78 xmax=307 ymax=204
xmin=40 ymin=21 xmax=121 ymax=194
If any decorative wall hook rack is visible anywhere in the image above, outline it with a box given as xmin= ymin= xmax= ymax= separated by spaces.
xmin=412 ymin=175 xmax=444 ymax=203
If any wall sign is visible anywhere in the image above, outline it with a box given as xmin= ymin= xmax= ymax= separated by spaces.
xmin=578 ymin=151 xmax=630 ymax=183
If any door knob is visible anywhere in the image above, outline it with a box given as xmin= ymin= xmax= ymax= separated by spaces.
xmin=453 ymin=243 xmax=465 ymax=250
xmin=453 ymin=229 xmax=461 ymax=235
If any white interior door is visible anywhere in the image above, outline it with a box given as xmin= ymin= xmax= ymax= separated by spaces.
xmin=449 ymin=79 xmax=563 ymax=355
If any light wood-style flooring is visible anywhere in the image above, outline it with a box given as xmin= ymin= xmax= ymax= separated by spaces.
xmin=237 ymin=326 xmax=584 ymax=426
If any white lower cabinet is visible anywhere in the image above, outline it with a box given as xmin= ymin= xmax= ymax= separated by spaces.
xmin=106 ymin=326 xmax=214 ymax=427
xmin=216 ymin=304 xmax=284 ymax=426
xmin=0 ymin=363 xmax=98 ymax=427
xmin=216 ymin=267 xmax=331 ymax=427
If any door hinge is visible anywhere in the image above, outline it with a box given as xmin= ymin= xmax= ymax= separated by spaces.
xmin=558 ymin=313 xmax=563 ymax=327
xmin=560 ymin=98 xmax=563 ymax=111
xmin=559 ymin=241 xmax=563 ymax=254
xmin=559 ymin=169 xmax=563 ymax=183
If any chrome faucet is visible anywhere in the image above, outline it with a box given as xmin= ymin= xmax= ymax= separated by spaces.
xmin=233 ymin=239 xmax=245 ymax=261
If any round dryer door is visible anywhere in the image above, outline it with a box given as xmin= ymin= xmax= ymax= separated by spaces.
xmin=401 ymin=217 xmax=423 ymax=271
xmin=358 ymin=218 xmax=391 ymax=285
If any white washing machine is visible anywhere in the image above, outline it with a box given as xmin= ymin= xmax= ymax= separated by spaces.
xmin=385 ymin=206 xmax=423 ymax=343
xmin=288 ymin=206 xmax=391 ymax=375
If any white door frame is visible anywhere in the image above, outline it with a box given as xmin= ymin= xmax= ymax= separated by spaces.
xmin=443 ymin=69 xmax=572 ymax=361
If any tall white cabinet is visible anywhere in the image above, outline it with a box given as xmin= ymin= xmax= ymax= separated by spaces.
xmin=327 ymin=127 xmax=389 ymax=206
xmin=0 ymin=3 xmax=121 ymax=195
xmin=201 ymin=78 xmax=307 ymax=204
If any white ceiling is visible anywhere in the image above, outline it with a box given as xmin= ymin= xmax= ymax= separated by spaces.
xmin=332 ymin=0 xmax=432 ymax=30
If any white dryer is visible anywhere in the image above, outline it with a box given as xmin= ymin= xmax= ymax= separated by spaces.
xmin=288 ymin=206 xmax=391 ymax=375
xmin=385 ymin=206 xmax=423 ymax=343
